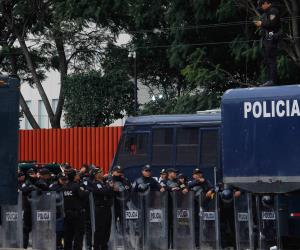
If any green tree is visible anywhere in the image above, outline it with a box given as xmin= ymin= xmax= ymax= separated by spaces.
xmin=63 ymin=45 xmax=134 ymax=126
xmin=64 ymin=70 xmax=134 ymax=127
xmin=138 ymin=0 xmax=300 ymax=114
xmin=0 ymin=0 xmax=126 ymax=128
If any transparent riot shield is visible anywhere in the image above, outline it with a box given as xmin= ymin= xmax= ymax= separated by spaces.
xmin=199 ymin=192 xmax=221 ymax=250
xmin=121 ymin=191 xmax=144 ymax=250
xmin=110 ymin=190 xmax=131 ymax=250
xmin=256 ymin=195 xmax=281 ymax=250
xmin=31 ymin=191 xmax=56 ymax=250
xmin=173 ymin=192 xmax=195 ymax=250
xmin=0 ymin=191 xmax=23 ymax=248
xmin=144 ymin=191 xmax=168 ymax=250
xmin=110 ymin=200 xmax=124 ymax=250
xmin=234 ymin=192 xmax=254 ymax=250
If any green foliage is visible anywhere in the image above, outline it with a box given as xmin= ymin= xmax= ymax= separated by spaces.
xmin=55 ymin=0 xmax=129 ymax=32
xmin=138 ymin=0 xmax=300 ymax=115
xmin=2 ymin=0 xmax=300 ymax=121
xmin=63 ymin=43 xmax=134 ymax=127
xmin=142 ymin=91 xmax=220 ymax=115
xmin=63 ymin=70 xmax=134 ymax=127
xmin=141 ymin=98 xmax=176 ymax=115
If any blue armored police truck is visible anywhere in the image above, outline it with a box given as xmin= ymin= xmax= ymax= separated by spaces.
xmin=111 ymin=85 xmax=300 ymax=249
xmin=0 ymin=75 xmax=20 ymax=205
xmin=222 ymin=85 xmax=300 ymax=249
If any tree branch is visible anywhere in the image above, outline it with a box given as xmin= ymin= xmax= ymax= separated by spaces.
xmin=16 ymin=33 xmax=55 ymax=125
xmin=20 ymin=93 xmax=40 ymax=129
xmin=53 ymin=28 xmax=68 ymax=128
xmin=218 ymin=67 xmax=257 ymax=87
xmin=205 ymin=59 xmax=258 ymax=87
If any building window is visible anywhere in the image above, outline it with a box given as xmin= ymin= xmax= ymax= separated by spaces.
xmin=24 ymin=101 xmax=32 ymax=130
xmin=38 ymin=100 xmax=48 ymax=128
xmin=52 ymin=99 xmax=58 ymax=113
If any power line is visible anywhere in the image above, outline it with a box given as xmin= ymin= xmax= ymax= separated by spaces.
xmin=1 ymin=37 xmax=299 ymax=56
xmin=127 ymin=16 xmax=300 ymax=34
xmin=0 ymin=16 xmax=300 ymax=43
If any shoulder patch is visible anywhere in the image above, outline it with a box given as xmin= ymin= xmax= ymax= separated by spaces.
xmin=270 ymin=14 xmax=276 ymax=21
xmin=97 ymin=183 xmax=102 ymax=189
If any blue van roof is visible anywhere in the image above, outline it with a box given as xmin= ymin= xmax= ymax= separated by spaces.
xmin=125 ymin=114 xmax=221 ymax=126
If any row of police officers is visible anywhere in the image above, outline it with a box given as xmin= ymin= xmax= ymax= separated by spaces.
xmin=16 ymin=163 xmax=239 ymax=250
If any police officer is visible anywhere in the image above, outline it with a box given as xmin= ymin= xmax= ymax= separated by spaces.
xmin=254 ymin=0 xmax=281 ymax=86
xmin=109 ymin=165 xmax=131 ymax=234
xmin=18 ymin=171 xmax=31 ymax=249
xmin=166 ymin=168 xmax=180 ymax=191
xmin=217 ymin=183 xmax=241 ymax=249
xmin=110 ymin=165 xmax=131 ymax=192
xmin=188 ymin=168 xmax=214 ymax=198
xmin=165 ymin=168 xmax=180 ymax=248
xmin=20 ymin=169 xmax=38 ymax=249
xmin=177 ymin=173 xmax=189 ymax=194
xmin=88 ymin=168 xmax=114 ymax=250
xmin=63 ymin=168 xmax=88 ymax=250
xmin=158 ymin=169 xmax=168 ymax=187
xmin=50 ymin=173 xmax=68 ymax=250
xmin=49 ymin=172 xmax=67 ymax=191
xmin=189 ymin=168 xmax=214 ymax=248
xmin=35 ymin=168 xmax=52 ymax=191
xmin=79 ymin=164 xmax=89 ymax=179
xmin=81 ymin=167 xmax=94 ymax=250
xmin=27 ymin=168 xmax=38 ymax=186
xmin=133 ymin=165 xmax=165 ymax=193
xmin=74 ymin=169 xmax=81 ymax=183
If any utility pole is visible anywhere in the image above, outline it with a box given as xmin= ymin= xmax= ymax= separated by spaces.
xmin=129 ymin=50 xmax=138 ymax=115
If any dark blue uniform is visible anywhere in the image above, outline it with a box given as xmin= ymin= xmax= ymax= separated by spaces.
xmin=261 ymin=6 xmax=281 ymax=85
xmin=63 ymin=181 xmax=87 ymax=250
xmin=19 ymin=180 xmax=36 ymax=249
xmin=133 ymin=176 xmax=161 ymax=192
xmin=49 ymin=182 xmax=65 ymax=250
xmin=89 ymin=180 xmax=113 ymax=250
xmin=188 ymin=179 xmax=213 ymax=195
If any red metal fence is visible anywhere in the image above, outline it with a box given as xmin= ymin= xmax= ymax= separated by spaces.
xmin=18 ymin=127 xmax=122 ymax=172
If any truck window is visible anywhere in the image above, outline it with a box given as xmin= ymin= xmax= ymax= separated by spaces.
xmin=116 ymin=133 xmax=149 ymax=167
xmin=152 ymin=128 xmax=173 ymax=165
xmin=200 ymin=130 xmax=219 ymax=167
xmin=176 ymin=127 xmax=199 ymax=165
